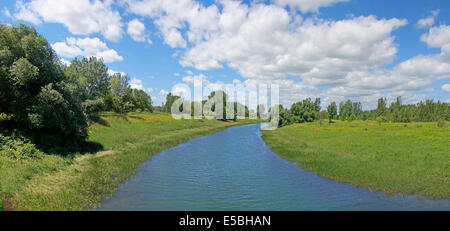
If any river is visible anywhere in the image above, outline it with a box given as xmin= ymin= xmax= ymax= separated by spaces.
xmin=98 ymin=124 xmax=450 ymax=210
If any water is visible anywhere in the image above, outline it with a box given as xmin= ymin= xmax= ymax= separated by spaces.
xmin=98 ymin=124 xmax=450 ymax=211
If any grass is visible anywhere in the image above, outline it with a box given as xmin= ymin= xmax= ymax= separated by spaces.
xmin=1 ymin=112 xmax=257 ymax=210
xmin=261 ymin=121 xmax=450 ymax=199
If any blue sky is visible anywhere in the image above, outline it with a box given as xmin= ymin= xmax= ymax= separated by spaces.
xmin=1 ymin=0 xmax=450 ymax=108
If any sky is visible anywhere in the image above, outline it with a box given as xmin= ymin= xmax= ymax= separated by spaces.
xmin=1 ymin=0 xmax=450 ymax=109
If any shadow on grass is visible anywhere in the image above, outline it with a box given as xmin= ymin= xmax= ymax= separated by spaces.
xmin=79 ymin=141 xmax=104 ymax=155
xmin=89 ymin=115 xmax=110 ymax=127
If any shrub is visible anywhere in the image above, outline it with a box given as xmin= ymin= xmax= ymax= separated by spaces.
xmin=0 ymin=134 xmax=42 ymax=159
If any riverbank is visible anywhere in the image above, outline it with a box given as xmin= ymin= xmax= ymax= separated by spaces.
xmin=261 ymin=121 xmax=449 ymax=199
xmin=1 ymin=113 xmax=257 ymax=211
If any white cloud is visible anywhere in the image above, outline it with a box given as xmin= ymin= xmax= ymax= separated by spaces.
xmin=13 ymin=0 xmax=42 ymax=24
xmin=180 ymin=4 xmax=407 ymax=83
xmin=125 ymin=0 xmax=220 ymax=48
xmin=146 ymin=88 xmax=154 ymax=93
xmin=421 ymin=25 xmax=450 ymax=48
xmin=417 ymin=17 xmax=435 ymax=29
xmin=443 ymin=84 xmax=450 ymax=93
xmin=52 ymin=37 xmax=123 ymax=63
xmin=127 ymin=19 xmax=151 ymax=43
xmin=12 ymin=0 xmax=123 ymax=41
xmin=274 ymin=0 xmax=350 ymax=13
xmin=59 ymin=58 xmax=71 ymax=66
xmin=416 ymin=10 xmax=439 ymax=28
xmin=130 ymin=78 xmax=144 ymax=90
xmin=159 ymin=89 xmax=168 ymax=96
xmin=2 ymin=8 xmax=12 ymax=18
xmin=107 ymin=69 xmax=126 ymax=76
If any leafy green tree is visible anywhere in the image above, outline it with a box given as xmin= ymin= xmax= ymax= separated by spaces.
xmin=64 ymin=57 xmax=110 ymax=120
xmin=131 ymin=89 xmax=153 ymax=112
xmin=376 ymin=97 xmax=387 ymax=117
xmin=104 ymin=73 xmax=134 ymax=113
xmin=327 ymin=102 xmax=337 ymax=122
xmin=0 ymin=24 xmax=87 ymax=151
xmin=163 ymin=93 xmax=181 ymax=113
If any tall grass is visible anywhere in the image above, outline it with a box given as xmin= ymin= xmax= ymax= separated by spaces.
xmin=2 ymin=112 xmax=255 ymax=210
xmin=262 ymin=121 xmax=449 ymax=199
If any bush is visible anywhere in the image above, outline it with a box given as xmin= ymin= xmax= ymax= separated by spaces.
xmin=0 ymin=134 xmax=42 ymax=159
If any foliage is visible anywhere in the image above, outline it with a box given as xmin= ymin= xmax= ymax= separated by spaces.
xmin=327 ymin=102 xmax=337 ymax=122
xmin=278 ymin=98 xmax=321 ymax=127
xmin=0 ymin=134 xmax=42 ymax=160
xmin=0 ymin=24 xmax=88 ymax=151
xmin=163 ymin=93 xmax=181 ymax=113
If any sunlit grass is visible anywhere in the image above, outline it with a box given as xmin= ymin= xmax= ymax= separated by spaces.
xmin=262 ymin=121 xmax=449 ymax=199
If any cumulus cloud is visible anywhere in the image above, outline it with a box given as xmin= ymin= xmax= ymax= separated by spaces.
xmin=127 ymin=19 xmax=151 ymax=43
xmin=125 ymin=0 xmax=220 ymax=48
xmin=274 ymin=0 xmax=350 ymax=13
xmin=443 ymin=84 xmax=450 ymax=93
xmin=180 ymin=3 xmax=407 ymax=83
xmin=11 ymin=0 xmax=123 ymax=41
xmin=52 ymin=37 xmax=123 ymax=63
xmin=130 ymin=77 xmax=145 ymax=90
xmin=416 ymin=10 xmax=439 ymax=28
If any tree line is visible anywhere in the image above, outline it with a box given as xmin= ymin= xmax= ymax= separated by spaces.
xmin=276 ymin=96 xmax=449 ymax=127
xmin=161 ymin=90 xmax=255 ymax=120
xmin=0 ymin=24 xmax=153 ymax=153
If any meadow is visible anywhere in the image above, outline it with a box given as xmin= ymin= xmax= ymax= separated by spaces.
xmin=0 ymin=113 xmax=256 ymax=210
xmin=261 ymin=121 xmax=449 ymax=199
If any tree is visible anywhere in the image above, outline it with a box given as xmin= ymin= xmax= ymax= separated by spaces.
xmin=132 ymin=89 xmax=153 ymax=112
xmin=64 ymin=57 xmax=110 ymax=120
xmin=104 ymin=73 xmax=134 ymax=113
xmin=163 ymin=93 xmax=181 ymax=113
xmin=327 ymin=102 xmax=337 ymax=123
xmin=0 ymin=24 xmax=88 ymax=151
xmin=376 ymin=97 xmax=387 ymax=117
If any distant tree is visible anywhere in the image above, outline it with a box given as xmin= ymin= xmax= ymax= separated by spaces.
xmin=327 ymin=102 xmax=338 ymax=123
xmin=163 ymin=93 xmax=181 ymax=113
xmin=132 ymin=89 xmax=153 ymax=112
xmin=376 ymin=97 xmax=387 ymax=117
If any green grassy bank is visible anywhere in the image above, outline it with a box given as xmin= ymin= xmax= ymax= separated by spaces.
xmin=261 ymin=121 xmax=449 ymax=199
xmin=1 ymin=113 xmax=256 ymax=211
